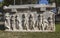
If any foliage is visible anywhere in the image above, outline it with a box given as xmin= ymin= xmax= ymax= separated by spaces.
xmin=3 ymin=0 xmax=14 ymax=6
xmin=57 ymin=0 xmax=60 ymax=6
xmin=2 ymin=0 xmax=60 ymax=6
xmin=0 ymin=2 xmax=2 ymax=7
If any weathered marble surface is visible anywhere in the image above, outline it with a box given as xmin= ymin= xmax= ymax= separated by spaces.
xmin=5 ymin=11 xmax=55 ymax=32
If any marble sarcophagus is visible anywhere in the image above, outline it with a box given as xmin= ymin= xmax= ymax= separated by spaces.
xmin=4 ymin=3 xmax=55 ymax=32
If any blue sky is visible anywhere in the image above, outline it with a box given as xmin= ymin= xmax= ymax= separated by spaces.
xmin=0 ymin=0 xmax=3 ymax=2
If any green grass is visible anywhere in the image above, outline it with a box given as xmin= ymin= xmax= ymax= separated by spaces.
xmin=56 ymin=23 xmax=60 ymax=32
xmin=0 ymin=23 xmax=60 ymax=38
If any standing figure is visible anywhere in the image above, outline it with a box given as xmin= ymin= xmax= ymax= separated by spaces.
xmin=5 ymin=13 xmax=11 ymax=30
xmin=43 ymin=17 xmax=48 ymax=30
xmin=35 ymin=14 xmax=43 ymax=30
xmin=10 ymin=15 xmax=14 ymax=30
xmin=28 ymin=14 xmax=34 ymax=30
xmin=22 ymin=14 xmax=27 ymax=30
xmin=37 ymin=14 xmax=43 ymax=30
xmin=15 ymin=15 xmax=19 ymax=30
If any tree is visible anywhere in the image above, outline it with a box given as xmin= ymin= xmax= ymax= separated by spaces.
xmin=3 ymin=0 xmax=14 ymax=6
xmin=3 ymin=0 xmax=38 ymax=5
xmin=3 ymin=0 xmax=60 ymax=6
xmin=57 ymin=0 xmax=60 ymax=6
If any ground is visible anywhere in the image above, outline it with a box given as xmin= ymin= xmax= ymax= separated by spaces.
xmin=0 ymin=23 xmax=60 ymax=38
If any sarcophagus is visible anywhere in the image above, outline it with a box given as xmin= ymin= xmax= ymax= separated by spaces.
xmin=4 ymin=4 xmax=55 ymax=32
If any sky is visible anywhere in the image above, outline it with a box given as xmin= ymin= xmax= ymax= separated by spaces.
xmin=0 ymin=0 xmax=3 ymax=2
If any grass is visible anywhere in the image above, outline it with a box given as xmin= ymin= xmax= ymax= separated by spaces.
xmin=0 ymin=23 xmax=60 ymax=38
xmin=56 ymin=23 xmax=60 ymax=32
